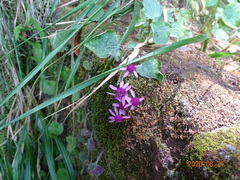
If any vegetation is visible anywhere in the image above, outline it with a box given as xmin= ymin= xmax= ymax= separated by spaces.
xmin=0 ymin=0 xmax=239 ymax=179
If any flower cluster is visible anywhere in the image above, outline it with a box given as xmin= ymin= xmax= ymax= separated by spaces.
xmin=107 ymin=64 xmax=144 ymax=123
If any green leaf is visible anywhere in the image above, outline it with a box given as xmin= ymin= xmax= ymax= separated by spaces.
xmin=151 ymin=22 xmax=171 ymax=44
xmin=57 ymin=168 xmax=70 ymax=180
xmin=84 ymin=30 xmax=119 ymax=58
xmin=55 ymin=138 xmax=76 ymax=180
xmin=66 ymin=136 xmax=76 ymax=152
xmin=142 ymin=0 xmax=162 ymax=19
xmin=72 ymin=92 xmax=80 ymax=101
xmin=212 ymin=28 xmax=229 ymax=41
xmin=206 ymin=0 xmax=218 ymax=7
xmin=50 ymin=29 xmax=75 ymax=52
xmin=209 ymin=52 xmax=236 ymax=58
xmin=136 ymin=58 xmax=163 ymax=80
xmin=222 ymin=3 xmax=240 ymax=28
xmin=83 ymin=60 xmax=93 ymax=70
xmin=127 ymin=42 xmax=137 ymax=49
xmin=48 ymin=121 xmax=64 ymax=136
xmin=79 ymin=151 xmax=88 ymax=162
xmin=42 ymin=80 xmax=56 ymax=95
xmin=14 ymin=24 xmax=23 ymax=40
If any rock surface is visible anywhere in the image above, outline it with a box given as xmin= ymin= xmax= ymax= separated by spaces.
xmin=92 ymin=48 xmax=240 ymax=179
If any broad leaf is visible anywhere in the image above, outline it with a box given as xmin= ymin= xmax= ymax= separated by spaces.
xmin=57 ymin=168 xmax=70 ymax=180
xmin=48 ymin=121 xmax=64 ymax=136
xmin=142 ymin=0 xmax=162 ymax=19
xmin=84 ymin=30 xmax=119 ymax=58
xmin=83 ymin=60 xmax=93 ymax=70
xmin=42 ymin=80 xmax=56 ymax=95
xmin=66 ymin=136 xmax=76 ymax=152
xmin=151 ymin=22 xmax=171 ymax=44
xmin=79 ymin=151 xmax=88 ymax=162
xmin=136 ymin=58 xmax=163 ymax=80
xmin=206 ymin=0 xmax=218 ymax=7
xmin=222 ymin=3 xmax=240 ymax=28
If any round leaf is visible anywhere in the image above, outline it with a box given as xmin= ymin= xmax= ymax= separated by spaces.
xmin=206 ymin=0 xmax=218 ymax=7
xmin=84 ymin=31 xmax=119 ymax=58
xmin=66 ymin=136 xmax=76 ymax=152
xmin=57 ymin=168 xmax=70 ymax=180
xmin=79 ymin=151 xmax=88 ymax=162
xmin=83 ymin=60 xmax=93 ymax=70
xmin=142 ymin=0 xmax=162 ymax=19
xmin=136 ymin=58 xmax=164 ymax=80
xmin=48 ymin=121 xmax=63 ymax=136
xmin=42 ymin=80 xmax=56 ymax=95
xmin=222 ymin=3 xmax=240 ymax=28
xmin=151 ymin=22 xmax=171 ymax=44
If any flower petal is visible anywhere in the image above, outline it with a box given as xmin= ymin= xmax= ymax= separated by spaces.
xmin=120 ymin=81 xmax=124 ymax=87
xmin=125 ymin=96 xmax=132 ymax=104
xmin=130 ymin=106 xmax=135 ymax=110
xmin=125 ymin=85 xmax=131 ymax=91
xmin=107 ymin=92 xmax=116 ymax=96
xmin=109 ymin=85 xmax=117 ymax=90
xmin=123 ymin=82 xmax=130 ymax=89
xmin=109 ymin=119 xmax=115 ymax=123
xmin=130 ymin=89 xmax=135 ymax=97
xmin=109 ymin=109 xmax=115 ymax=116
xmin=114 ymin=106 xmax=118 ymax=115
xmin=122 ymin=116 xmax=131 ymax=119
xmin=133 ymin=71 xmax=138 ymax=78
xmin=123 ymin=71 xmax=129 ymax=78
xmin=112 ymin=103 xmax=119 ymax=107
xmin=139 ymin=97 xmax=145 ymax=101
xmin=120 ymin=67 xmax=127 ymax=70
xmin=109 ymin=116 xmax=115 ymax=120
xmin=120 ymin=109 xmax=126 ymax=115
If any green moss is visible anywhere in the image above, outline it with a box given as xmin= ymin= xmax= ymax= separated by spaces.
xmin=190 ymin=127 xmax=240 ymax=158
xmin=90 ymin=77 xmax=128 ymax=179
xmin=176 ymin=127 xmax=240 ymax=179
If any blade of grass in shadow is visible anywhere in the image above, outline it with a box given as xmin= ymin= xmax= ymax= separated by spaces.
xmin=0 ymin=0 xmax=97 ymax=107
xmin=37 ymin=118 xmax=57 ymax=180
xmin=13 ymin=127 xmax=26 ymax=180
xmin=119 ymin=0 xmax=139 ymax=46
xmin=48 ymin=0 xmax=59 ymax=19
xmin=0 ymin=34 xmax=208 ymax=130
xmin=22 ymin=156 xmax=31 ymax=180
xmin=55 ymin=137 xmax=76 ymax=180
xmin=65 ymin=46 xmax=86 ymax=90
xmin=98 ymin=0 xmax=122 ymax=21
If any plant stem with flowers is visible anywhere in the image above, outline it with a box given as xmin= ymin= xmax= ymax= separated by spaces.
xmin=107 ymin=64 xmax=144 ymax=123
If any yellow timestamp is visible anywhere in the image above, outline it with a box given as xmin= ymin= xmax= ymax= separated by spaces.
xmin=187 ymin=161 xmax=225 ymax=167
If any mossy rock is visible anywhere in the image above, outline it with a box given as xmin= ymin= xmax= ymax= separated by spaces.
xmin=175 ymin=127 xmax=240 ymax=179
xmin=90 ymin=48 xmax=240 ymax=179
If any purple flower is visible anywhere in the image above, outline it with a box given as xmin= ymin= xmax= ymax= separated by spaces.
xmin=107 ymin=81 xmax=131 ymax=104
xmin=112 ymin=102 xmax=129 ymax=115
xmin=109 ymin=106 xmax=130 ymax=123
xmin=126 ymin=89 xmax=144 ymax=110
xmin=120 ymin=64 xmax=139 ymax=78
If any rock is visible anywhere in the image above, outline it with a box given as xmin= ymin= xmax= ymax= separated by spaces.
xmin=91 ymin=48 xmax=240 ymax=179
xmin=123 ymin=49 xmax=240 ymax=179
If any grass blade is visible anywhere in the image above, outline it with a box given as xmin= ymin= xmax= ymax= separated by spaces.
xmin=55 ymin=138 xmax=76 ymax=180
xmin=37 ymin=119 xmax=57 ymax=180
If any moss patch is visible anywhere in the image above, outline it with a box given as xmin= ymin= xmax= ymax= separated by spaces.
xmin=176 ymin=127 xmax=240 ymax=179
